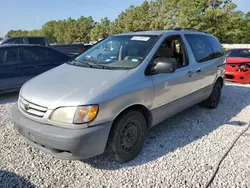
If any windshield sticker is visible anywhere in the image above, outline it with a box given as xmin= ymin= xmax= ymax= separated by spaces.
xmin=131 ymin=36 xmax=150 ymax=41
xmin=131 ymin=59 xmax=139 ymax=62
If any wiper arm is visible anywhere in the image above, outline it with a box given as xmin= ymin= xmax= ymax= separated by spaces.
xmin=71 ymin=59 xmax=92 ymax=68
xmin=71 ymin=59 xmax=129 ymax=70
xmin=82 ymin=59 xmax=110 ymax=69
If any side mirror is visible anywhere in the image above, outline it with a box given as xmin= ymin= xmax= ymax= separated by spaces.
xmin=152 ymin=57 xmax=177 ymax=74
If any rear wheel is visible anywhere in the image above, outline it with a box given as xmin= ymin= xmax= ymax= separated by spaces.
xmin=202 ymin=81 xmax=222 ymax=109
xmin=108 ymin=111 xmax=147 ymax=163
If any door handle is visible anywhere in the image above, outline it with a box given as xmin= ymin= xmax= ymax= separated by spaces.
xmin=196 ymin=69 xmax=201 ymax=73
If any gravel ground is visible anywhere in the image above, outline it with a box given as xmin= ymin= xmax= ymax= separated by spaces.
xmin=0 ymin=82 xmax=250 ymax=188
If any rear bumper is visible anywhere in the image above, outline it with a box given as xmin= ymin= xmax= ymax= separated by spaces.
xmin=225 ymin=71 xmax=250 ymax=84
xmin=11 ymin=105 xmax=112 ymax=160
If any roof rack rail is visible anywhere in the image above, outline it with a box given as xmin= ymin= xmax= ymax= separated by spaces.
xmin=174 ymin=27 xmax=209 ymax=34
xmin=174 ymin=27 xmax=198 ymax=31
xmin=133 ymin=30 xmax=144 ymax=32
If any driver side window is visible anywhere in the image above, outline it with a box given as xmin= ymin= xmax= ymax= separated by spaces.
xmin=154 ymin=35 xmax=188 ymax=69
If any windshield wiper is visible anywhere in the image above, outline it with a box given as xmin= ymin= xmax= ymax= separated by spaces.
xmin=82 ymin=59 xmax=115 ymax=69
xmin=71 ymin=59 xmax=129 ymax=70
xmin=70 ymin=59 xmax=92 ymax=68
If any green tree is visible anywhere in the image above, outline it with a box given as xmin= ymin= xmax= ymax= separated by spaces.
xmin=4 ymin=0 xmax=249 ymax=44
xmin=6 ymin=30 xmax=29 ymax=37
xmin=41 ymin=21 xmax=58 ymax=43
xmin=53 ymin=16 xmax=94 ymax=44
xmin=90 ymin=17 xmax=111 ymax=41
xmin=114 ymin=1 xmax=152 ymax=33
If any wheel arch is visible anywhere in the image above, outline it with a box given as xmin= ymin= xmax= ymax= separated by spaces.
xmin=216 ymin=76 xmax=224 ymax=87
xmin=112 ymin=104 xmax=153 ymax=129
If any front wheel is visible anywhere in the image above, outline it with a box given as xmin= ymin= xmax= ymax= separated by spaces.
xmin=108 ymin=111 xmax=147 ymax=163
xmin=202 ymin=81 xmax=222 ymax=109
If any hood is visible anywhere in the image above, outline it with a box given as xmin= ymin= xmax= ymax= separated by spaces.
xmin=226 ymin=57 xmax=250 ymax=64
xmin=20 ymin=63 xmax=129 ymax=109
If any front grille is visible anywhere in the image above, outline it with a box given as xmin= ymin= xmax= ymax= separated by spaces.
xmin=19 ymin=97 xmax=48 ymax=118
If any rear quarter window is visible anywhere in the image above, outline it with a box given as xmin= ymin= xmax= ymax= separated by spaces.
xmin=206 ymin=36 xmax=224 ymax=58
xmin=21 ymin=46 xmax=48 ymax=61
xmin=0 ymin=47 xmax=19 ymax=64
xmin=0 ymin=49 xmax=6 ymax=64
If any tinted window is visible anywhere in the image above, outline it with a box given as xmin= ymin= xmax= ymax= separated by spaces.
xmin=20 ymin=47 xmax=69 ymax=62
xmin=47 ymin=48 xmax=69 ymax=61
xmin=207 ymin=36 xmax=224 ymax=58
xmin=3 ymin=38 xmax=24 ymax=44
xmin=185 ymin=34 xmax=213 ymax=63
xmin=226 ymin=49 xmax=250 ymax=58
xmin=20 ymin=47 xmax=48 ymax=61
xmin=0 ymin=49 xmax=6 ymax=64
xmin=0 ymin=48 xmax=19 ymax=64
xmin=27 ymin=38 xmax=46 ymax=46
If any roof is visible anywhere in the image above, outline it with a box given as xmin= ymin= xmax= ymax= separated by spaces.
xmin=114 ymin=29 xmax=210 ymax=36
xmin=0 ymin=44 xmax=48 ymax=48
xmin=4 ymin=36 xmax=47 ymax=39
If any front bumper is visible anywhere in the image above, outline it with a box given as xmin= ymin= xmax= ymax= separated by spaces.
xmin=11 ymin=105 xmax=112 ymax=160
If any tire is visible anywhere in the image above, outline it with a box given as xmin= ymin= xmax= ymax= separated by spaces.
xmin=202 ymin=81 xmax=222 ymax=109
xmin=108 ymin=111 xmax=147 ymax=163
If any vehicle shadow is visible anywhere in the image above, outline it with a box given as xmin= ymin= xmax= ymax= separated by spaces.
xmin=0 ymin=170 xmax=35 ymax=188
xmin=82 ymin=84 xmax=250 ymax=170
xmin=0 ymin=92 xmax=18 ymax=105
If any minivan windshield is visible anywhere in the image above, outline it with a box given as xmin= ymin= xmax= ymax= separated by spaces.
xmin=71 ymin=35 xmax=158 ymax=70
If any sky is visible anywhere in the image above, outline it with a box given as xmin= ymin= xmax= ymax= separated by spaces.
xmin=0 ymin=0 xmax=249 ymax=37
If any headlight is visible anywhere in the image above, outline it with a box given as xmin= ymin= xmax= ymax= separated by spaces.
xmin=50 ymin=105 xmax=99 ymax=124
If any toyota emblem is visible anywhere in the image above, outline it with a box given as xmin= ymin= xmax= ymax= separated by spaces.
xmin=24 ymin=104 xmax=30 ymax=111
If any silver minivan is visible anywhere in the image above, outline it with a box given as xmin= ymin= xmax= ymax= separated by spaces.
xmin=11 ymin=29 xmax=225 ymax=162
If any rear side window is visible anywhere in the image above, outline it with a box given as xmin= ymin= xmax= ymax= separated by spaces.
xmin=20 ymin=47 xmax=48 ymax=61
xmin=27 ymin=38 xmax=46 ymax=46
xmin=6 ymin=48 xmax=19 ymax=62
xmin=185 ymin=34 xmax=213 ymax=63
xmin=0 ymin=48 xmax=19 ymax=64
xmin=0 ymin=49 xmax=6 ymax=64
xmin=20 ymin=47 xmax=69 ymax=62
xmin=207 ymin=36 xmax=224 ymax=58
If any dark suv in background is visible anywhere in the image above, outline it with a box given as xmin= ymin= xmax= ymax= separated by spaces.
xmin=51 ymin=43 xmax=93 ymax=58
xmin=0 ymin=44 xmax=70 ymax=94
xmin=0 ymin=36 xmax=50 ymax=47
xmin=0 ymin=36 xmax=93 ymax=58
